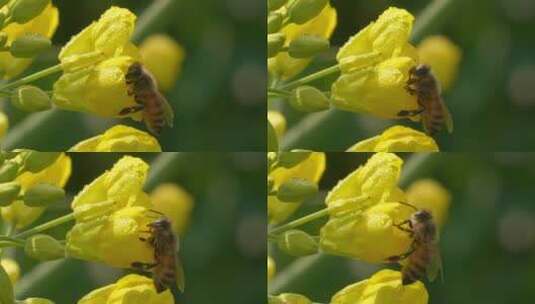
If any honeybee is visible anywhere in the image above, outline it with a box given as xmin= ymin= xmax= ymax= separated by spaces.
xmin=132 ymin=215 xmax=185 ymax=293
xmin=387 ymin=202 xmax=443 ymax=285
xmin=398 ymin=64 xmax=453 ymax=135
xmin=120 ymin=62 xmax=175 ymax=135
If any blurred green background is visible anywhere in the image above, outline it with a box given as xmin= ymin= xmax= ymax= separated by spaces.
xmin=272 ymin=0 xmax=535 ymax=151
xmin=269 ymin=153 xmax=535 ymax=304
xmin=1 ymin=152 xmax=266 ymax=303
xmin=1 ymin=0 xmax=265 ymax=151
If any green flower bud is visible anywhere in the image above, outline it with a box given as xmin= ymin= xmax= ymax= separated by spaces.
xmin=0 ymin=13 xmax=6 ymax=30
xmin=278 ymin=229 xmax=318 ymax=256
xmin=10 ymin=0 xmax=50 ymax=24
xmin=289 ymin=86 xmax=330 ymax=112
xmin=25 ymin=234 xmax=65 ymax=261
xmin=0 ymin=263 xmax=14 ymax=304
xmin=0 ymin=153 xmax=5 ymax=167
xmin=0 ymin=33 xmax=7 ymax=48
xmin=17 ymin=298 xmax=55 ymax=304
xmin=22 ymin=151 xmax=60 ymax=173
xmin=268 ymin=0 xmax=287 ymax=11
xmin=268 ymin=120 xmax=279 ymax=152
xmin=11 ymin=85 xmax=52 ymax=112
xmin=268 ymin=12 xmax=283 ymax=34
xmin=288 ymin=34 xmax=329 ymax=58
xmin=276 ymin=178 xmax=318 ymax=202
xmin=288 ymin=0 xmax=328 ymax=24
xmin=9 ymin=33 xmax=51 ymax=58
xmin=0 ymin=162 xmax=19 ymax=183
xmin=23 ymin=183 xmax=65 ymax=207
xmin=277 ymin=151 xmax=312 ymax=168
xmin=268 ymin=33 xmax=286 ymax=58
xmin=0 ymin=182 xmax=21 ymax=207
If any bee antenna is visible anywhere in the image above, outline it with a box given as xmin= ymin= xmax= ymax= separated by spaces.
xmin=145 ymin=209 xmax=165 ymax=219
xmin=397 ymin=201 xmax=418 ymax=211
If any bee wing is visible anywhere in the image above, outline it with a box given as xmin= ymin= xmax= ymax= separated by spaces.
xmin=160 ymin=93 xmax=175 ymax=128
xmin=439 ymin=98 xmax=454 ymax=133
xmin=175 ymin=254 xmax=185 ymax=292
xmin=426 ymin=244 xmax=444 ymax=283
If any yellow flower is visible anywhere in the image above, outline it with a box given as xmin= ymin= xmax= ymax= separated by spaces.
xmin=417 ymin=35 xmax=461 ymax=91
xmin=332 ymin=7 xmax=420 ymax=119
xmin=0 ymin=4 xmax=59 ymax=79
xmin=150 ymin=183 xmax=194 ymax=236
xmin=331 ymin=269 xmax=428 ymax=304
xmin=140 ymin=34 xmax=185 ymax=91
xmin=268 ymin=256 xmax=276 ymax=281
xmin=268 ymin=110 xmax=287 ymax=140
xmin=268 ymin=152 xmax=325 ymax=225
xmin=347 ymin=125 xmax=439 ymax=152
xmin=406 ymin=179 xmax=451 ymax=227
xmin=0 ymin=111 xmax=8 ymax=139
xmin=1 ymin=154 xmax=71 ymax=229
xmin=52 ymin=7 xmax=142 ymax=120
xmin=0 ymin=258 xmax=20 ymax=284
xmin=77 ymin=274 xmax=174 ymax=304
xmin=66 ymin=156 xmax=155 ymax=268
xmin=268 ymin=4 xmax=337 ymax=80
xmin=69 ymin=125 xmax=162 ymax=152
xmin=272 ymin=293 xmax=312 ymax=304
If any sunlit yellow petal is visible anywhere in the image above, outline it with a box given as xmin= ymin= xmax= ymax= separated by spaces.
xmin=69 ymin=125 xmax=161 ymax=152
xmin=347 ymin=126 xmax=439 ymax=152
xmin=268 ymin=110 xmax=287 ymax=140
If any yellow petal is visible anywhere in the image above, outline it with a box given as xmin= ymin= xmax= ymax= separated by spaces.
xmin=268 ymin=152 xmax=326 ymax=225
xmin=0 ymin=4 xmax=59 ymax=79
xmin=0 ymin=112 xmax=9 ymax=139
xmin=140 ymin=34 xmax=185 ymax=91
xmin=150 ymin=183 xmax=194 ymax=236
xmin=406 ymin=179 xmax=451 ymax=227
xmin=347 ymin=125 xmax=439 ymax=152
xmin=268 ymin=256 xmax=276 ymax=281
xmin=417 ymin=35 xmax=462 ymax=91
xmin=320 ymin=202 xmax=413 ymax=263
xmin=0 ymin=259 xmax=20 ymax=285
xmin=1 ymin=154 xmax=71 ymax=228
xmin=69 ymin=125 xmax=162 ymax=152
xmin=268 ymin=4 xmax=337 ymax=80
xmin=326 ymin=153 xmax=403 ymax=212
xmin=331 ymin=269 xmax=428 ymax=304
xmin=267 ymin=110 xmax=287 ymax=140
xmin=332 ymin=56 xmax=419 ymax=119
xmin=77 ymin=274 xmax=174 ymax=304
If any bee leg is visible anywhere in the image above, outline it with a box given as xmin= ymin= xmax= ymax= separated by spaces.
xmin=397 ymin=108 xmax=425 ymax=117
xmin=387 ymin=244 xmax=417 ymax=262
xmin=119 ymin=105 xmax=144 ymax=116
xmin=131 ymin=261 xmax=158 ymax=270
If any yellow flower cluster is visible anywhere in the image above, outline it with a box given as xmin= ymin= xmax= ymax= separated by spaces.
xmin=69 ymin=125 xmax=162 ymax=152
xmin=347 ymin=125 xmax=439 ymax=152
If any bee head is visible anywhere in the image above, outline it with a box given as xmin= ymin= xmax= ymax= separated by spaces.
xmin=411 ymin=64 xmax=431 ymax=77
xmin=126 ymin=62 xmax=143 ymax=80
xmin=149 ymin=218 xmax=172 ymax=230
xmin=413 ymin=210 xmax=433 ymax=222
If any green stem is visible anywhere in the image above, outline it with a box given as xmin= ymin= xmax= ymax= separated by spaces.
xmin=279 ymin=65 xmax=340 ymax=91
xmin=14 ymin=212 xmax=75 ymax=239
xmin=270 ymin=208 xmax=330 ymax=236
xmin=0 ymin=64 xmax=62 ymax=91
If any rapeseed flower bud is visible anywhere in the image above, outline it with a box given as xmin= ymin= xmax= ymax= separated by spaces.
xmin=0 ymin=182 xmax=22 ymax=206
xmin=268 ymin=256 xmax=276 ymax=281
xmin=277 ymin=229 xmax=318 ymax=256
xmin=288 ymin=0 xmax=328 ymax=25
xmin=268 ymin=111 xmax=287 ymax=140
xmin=77 ymin=274 xmax=174 ymax=304
xmin=289 ymin=85 xmax=330 ymax=112
xmin=53 ymin=7 xmax=142 ymax=120
xmin=22 ymin=151 xmax=61 ymax=173
xmin=288 ymin=34 xmax=329 ymax=58
xmin=268 ymin=12 xmax=283 ymax=33
xmin=69 ymin=125 xmax=162 ymax=152
xmin=268 ymin=152 xmax=325 ymax=225
xmin=417 ymin=35 xmax=461 ymax=91
xmin=0 ymin=112 xmax=8 ymax=139
xmin=23 ymin=183 xmax=65 ymax=207
xmin=0 ymin=161 xmax=19 ymax=183
xmin=10 ymin=0 xmax=50 ymax=24
xmin=276 ymin=151 xmax=313 ymax=169
xmin=331 ymin=269 xmax=428 ymax=304
xmin=9 ymin=33 xmax=51 ymax=58
xmin=406 ymin=179 xmax=451 ymax=227
xmin=271 ymin=293 xmax=312 ymax=304
xmin=150 ymin=183 xmax=194 ymax=236
xmin=1 ymin=153 xmax=71 ymax=229
xmin=0 ymin=258 xmax=20 ymax=284
xmin=25 ymin=234 xmax=65 ymax=261
xmin=268 ymin=120 xmax=279 ymax=151
xmin=66 ymin=156 xmax=155 ymax=268
xmin=0 ymin=3 xmax=58 ymax=79
xmin=276 ymin=178 xmax=318 ymax=202
xmin=18 ymin=298 xmax=55 ymax=304
xmin=0 ymin=261 xmax=14 ymax=304
xmin=268 ymin=0 xmax=287 ymax=11
xmin=11 ymin=85 xmax=52 ymax=112
xmin=347 ymin=125 xmax=439 ymax=152
xmin=139 ymin=34 xmax=185 ymax=91
xmin=332 ymin=7 xmax=420 ymax=119
xmin=268 ymin=33 xmax=286 ymax=58
xmin=268 ymin=3 xmax=336 ymax=80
